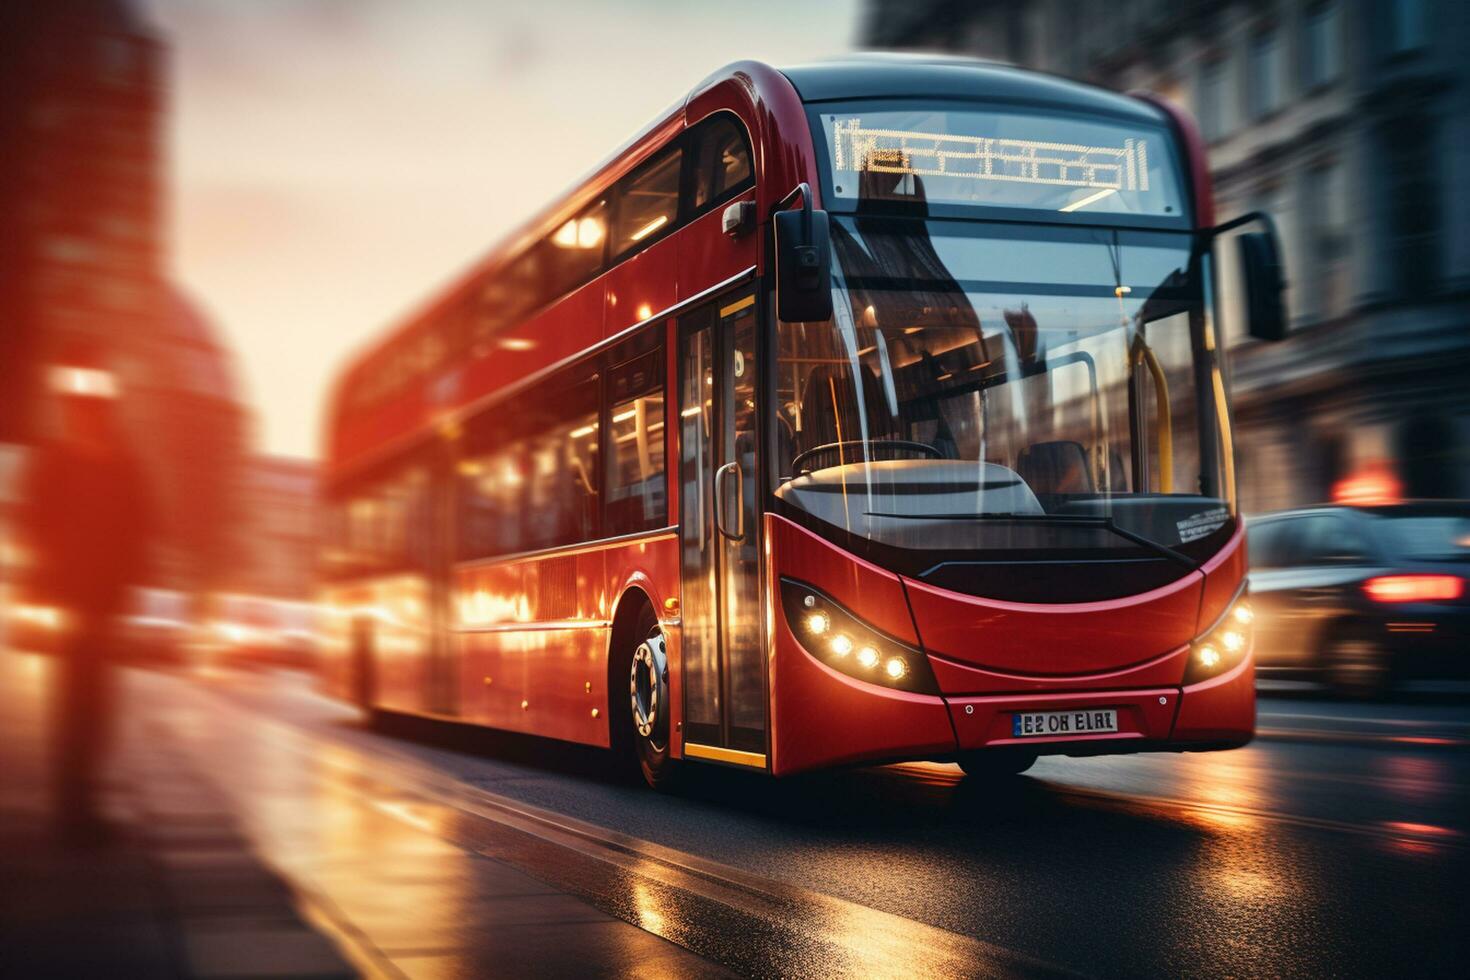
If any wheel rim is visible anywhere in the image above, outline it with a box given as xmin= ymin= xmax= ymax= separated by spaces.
xmin=1331 ymin=639 xmax=1386 ymax=692
xmin=629 ymin=630 xmax=668 ymax=750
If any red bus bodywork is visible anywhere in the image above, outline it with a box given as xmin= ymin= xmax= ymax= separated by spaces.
xmin=320 ymin=58 xmax=1254 ymax=779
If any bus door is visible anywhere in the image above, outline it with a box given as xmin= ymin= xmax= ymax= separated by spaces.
xmin=678 ymin=290 xmax=768 ymax=767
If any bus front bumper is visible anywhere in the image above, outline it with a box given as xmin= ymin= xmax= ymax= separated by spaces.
xmin=944 ymin=654 xmax=1256 ymax=755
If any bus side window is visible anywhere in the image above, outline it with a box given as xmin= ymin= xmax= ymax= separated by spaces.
xmin=477 ymin=247 xmax=542 ymax=341
xmin=461 ymin=443 xmax=532 ymax=558
xmin=525 ymin=380 xmax=600 ymax=552
xmin=457 ymin=372 xmax=600 ymax=560
xmin=689 ymin=114 xmax=753 ymax=213
xmin=611 ymin=144 xmax=682 ymax=259
xmin=542 ymin=198 xmax=608 ymax=300
xmin=605 ymin=349 xmax=667 ymax=536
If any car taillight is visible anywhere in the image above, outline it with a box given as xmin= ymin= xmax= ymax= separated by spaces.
xmin=1363 ymin=575 xmax=1463 ymax=603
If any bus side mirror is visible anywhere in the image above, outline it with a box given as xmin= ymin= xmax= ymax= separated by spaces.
xmin=1238 ymin=230 xmax=1286 ymax=342
xmin=1215 ymin=211 xmax=1287 ymax=342
xmin=774 ymin=201 xmax=833 ymax=324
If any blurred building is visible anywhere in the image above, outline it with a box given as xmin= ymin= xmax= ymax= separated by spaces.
xmin=235 ymin=457 xmax=320 ymax=600
xmin=863 ymin=0 xmax=1470 ymax=511
xmin=136 ymin=290 xmax=252 ymax=593
xmin=1 ymin=0 xmax=165 ymax=443
xmin=0 ymin=1 xmax=250 ymax=597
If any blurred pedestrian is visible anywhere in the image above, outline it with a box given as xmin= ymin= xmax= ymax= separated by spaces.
xmin=19 ymin=346 xmax=151 ymax=846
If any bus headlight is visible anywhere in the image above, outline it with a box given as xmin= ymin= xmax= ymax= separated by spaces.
xmin=781 ymin=578 xmax=938 ymax=695
xmin=1186 ymin=593 xmax=1253 ymax=684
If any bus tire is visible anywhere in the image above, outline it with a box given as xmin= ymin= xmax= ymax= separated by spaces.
xmin=619 ymin=602 xmax=678 ymax=790
xmin=956 ymin=749 xmax=1037 ymax=778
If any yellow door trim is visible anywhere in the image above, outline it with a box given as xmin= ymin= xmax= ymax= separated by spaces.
xmin=682 ymin=742 xmax=767 ymax=768
xmin=719 ymin=294 xmax=755 ymax=318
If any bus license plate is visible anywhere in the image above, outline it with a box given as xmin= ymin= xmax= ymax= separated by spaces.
xmin=1012 ymin=708 xmax=1118 ymax=738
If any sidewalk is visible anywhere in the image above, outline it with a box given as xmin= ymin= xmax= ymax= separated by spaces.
xmin=0 ymin=650 xmax=354 ymax=978
xmin=1 ymin=651 xmax=732 ymax=978
xmin=149 ymin=668 xmax=735 ymax=979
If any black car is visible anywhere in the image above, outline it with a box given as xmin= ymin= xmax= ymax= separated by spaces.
xmin=1248 ymin=502 xmax=1470 ymax=695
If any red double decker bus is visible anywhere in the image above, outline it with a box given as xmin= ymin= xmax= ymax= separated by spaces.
xmin=320 ymin=56 xmax=1284 ymax=786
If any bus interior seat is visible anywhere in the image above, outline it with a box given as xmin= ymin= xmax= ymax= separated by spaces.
xmin=1017 ymin=440 xmax=1094 ymax=497
xmin=798 ymin=362 xmax=898 ymax=451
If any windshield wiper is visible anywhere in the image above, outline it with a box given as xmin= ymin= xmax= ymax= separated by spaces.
xmin=863 ymin=511 xmax=1201 ymax=570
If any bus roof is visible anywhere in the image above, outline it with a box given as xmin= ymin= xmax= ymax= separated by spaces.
xmin=779 ymin=53 xmax=1162 ymax=124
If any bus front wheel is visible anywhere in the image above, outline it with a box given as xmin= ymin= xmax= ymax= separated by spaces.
xmin=621 ymin=604 xmax=678 ymax=790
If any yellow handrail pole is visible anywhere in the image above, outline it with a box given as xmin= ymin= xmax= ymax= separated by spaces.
xmin=1211 ymin=365 xmax=1237 ymax=514
xmin=1132 ymin=341 xmax=1173 ymax=494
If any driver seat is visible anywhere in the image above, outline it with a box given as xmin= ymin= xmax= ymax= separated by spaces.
xmin=1017 ymin=440 xmax=1094 ymax=496
xmin=799 ymin=362 xmax=897 ymax=450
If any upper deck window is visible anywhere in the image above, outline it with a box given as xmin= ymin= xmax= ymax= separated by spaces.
xmin=543 ymin=198 xmax=608 ymax=295
xmin=690 ymin=115 xmax=753 ymax=211
xmin=817 ymin=106 xmax=1184 ymax=220
xmin=612 ymin=145 xmax=682 ymax=257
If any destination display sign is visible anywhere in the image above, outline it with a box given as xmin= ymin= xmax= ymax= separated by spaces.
xmin=820 ymin=108 xmax=1183 ymax=217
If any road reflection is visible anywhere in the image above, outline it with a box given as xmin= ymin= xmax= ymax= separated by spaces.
xmin=124 ymin=666 xmax=1470 ymax=978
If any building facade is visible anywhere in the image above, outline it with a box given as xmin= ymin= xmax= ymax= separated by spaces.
xmin=234 ymin=456 xmax=320 ymax=601
xmin=863 ymin=0 xmax=1470 ymax=511
xmin=0 ymin=1 xmax=250 ymax=595
xmin=1 ymin=0 xmax=166 ymax=443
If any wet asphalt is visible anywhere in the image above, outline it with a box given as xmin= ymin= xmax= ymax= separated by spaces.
xmin=149 ymin=667 xmax=1470 ymax=978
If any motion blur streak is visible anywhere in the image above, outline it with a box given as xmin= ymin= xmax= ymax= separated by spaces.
xmin=1381 ymin=820 xmax=1458 ymax=839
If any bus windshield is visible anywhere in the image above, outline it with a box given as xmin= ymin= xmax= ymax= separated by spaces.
xmin=772 ymin=216 xmax=1234 ymax=576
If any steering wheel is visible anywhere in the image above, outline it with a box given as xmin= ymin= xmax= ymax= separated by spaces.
xmin=790 ymin=439 xmax=943 ymax=475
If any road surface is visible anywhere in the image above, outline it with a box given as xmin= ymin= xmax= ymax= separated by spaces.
xmin=37 ymin=658 xmax=1470 ymax=977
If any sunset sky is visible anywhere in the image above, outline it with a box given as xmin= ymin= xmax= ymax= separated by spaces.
xmin=146 ymin=0 xmax=862 ymax=457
